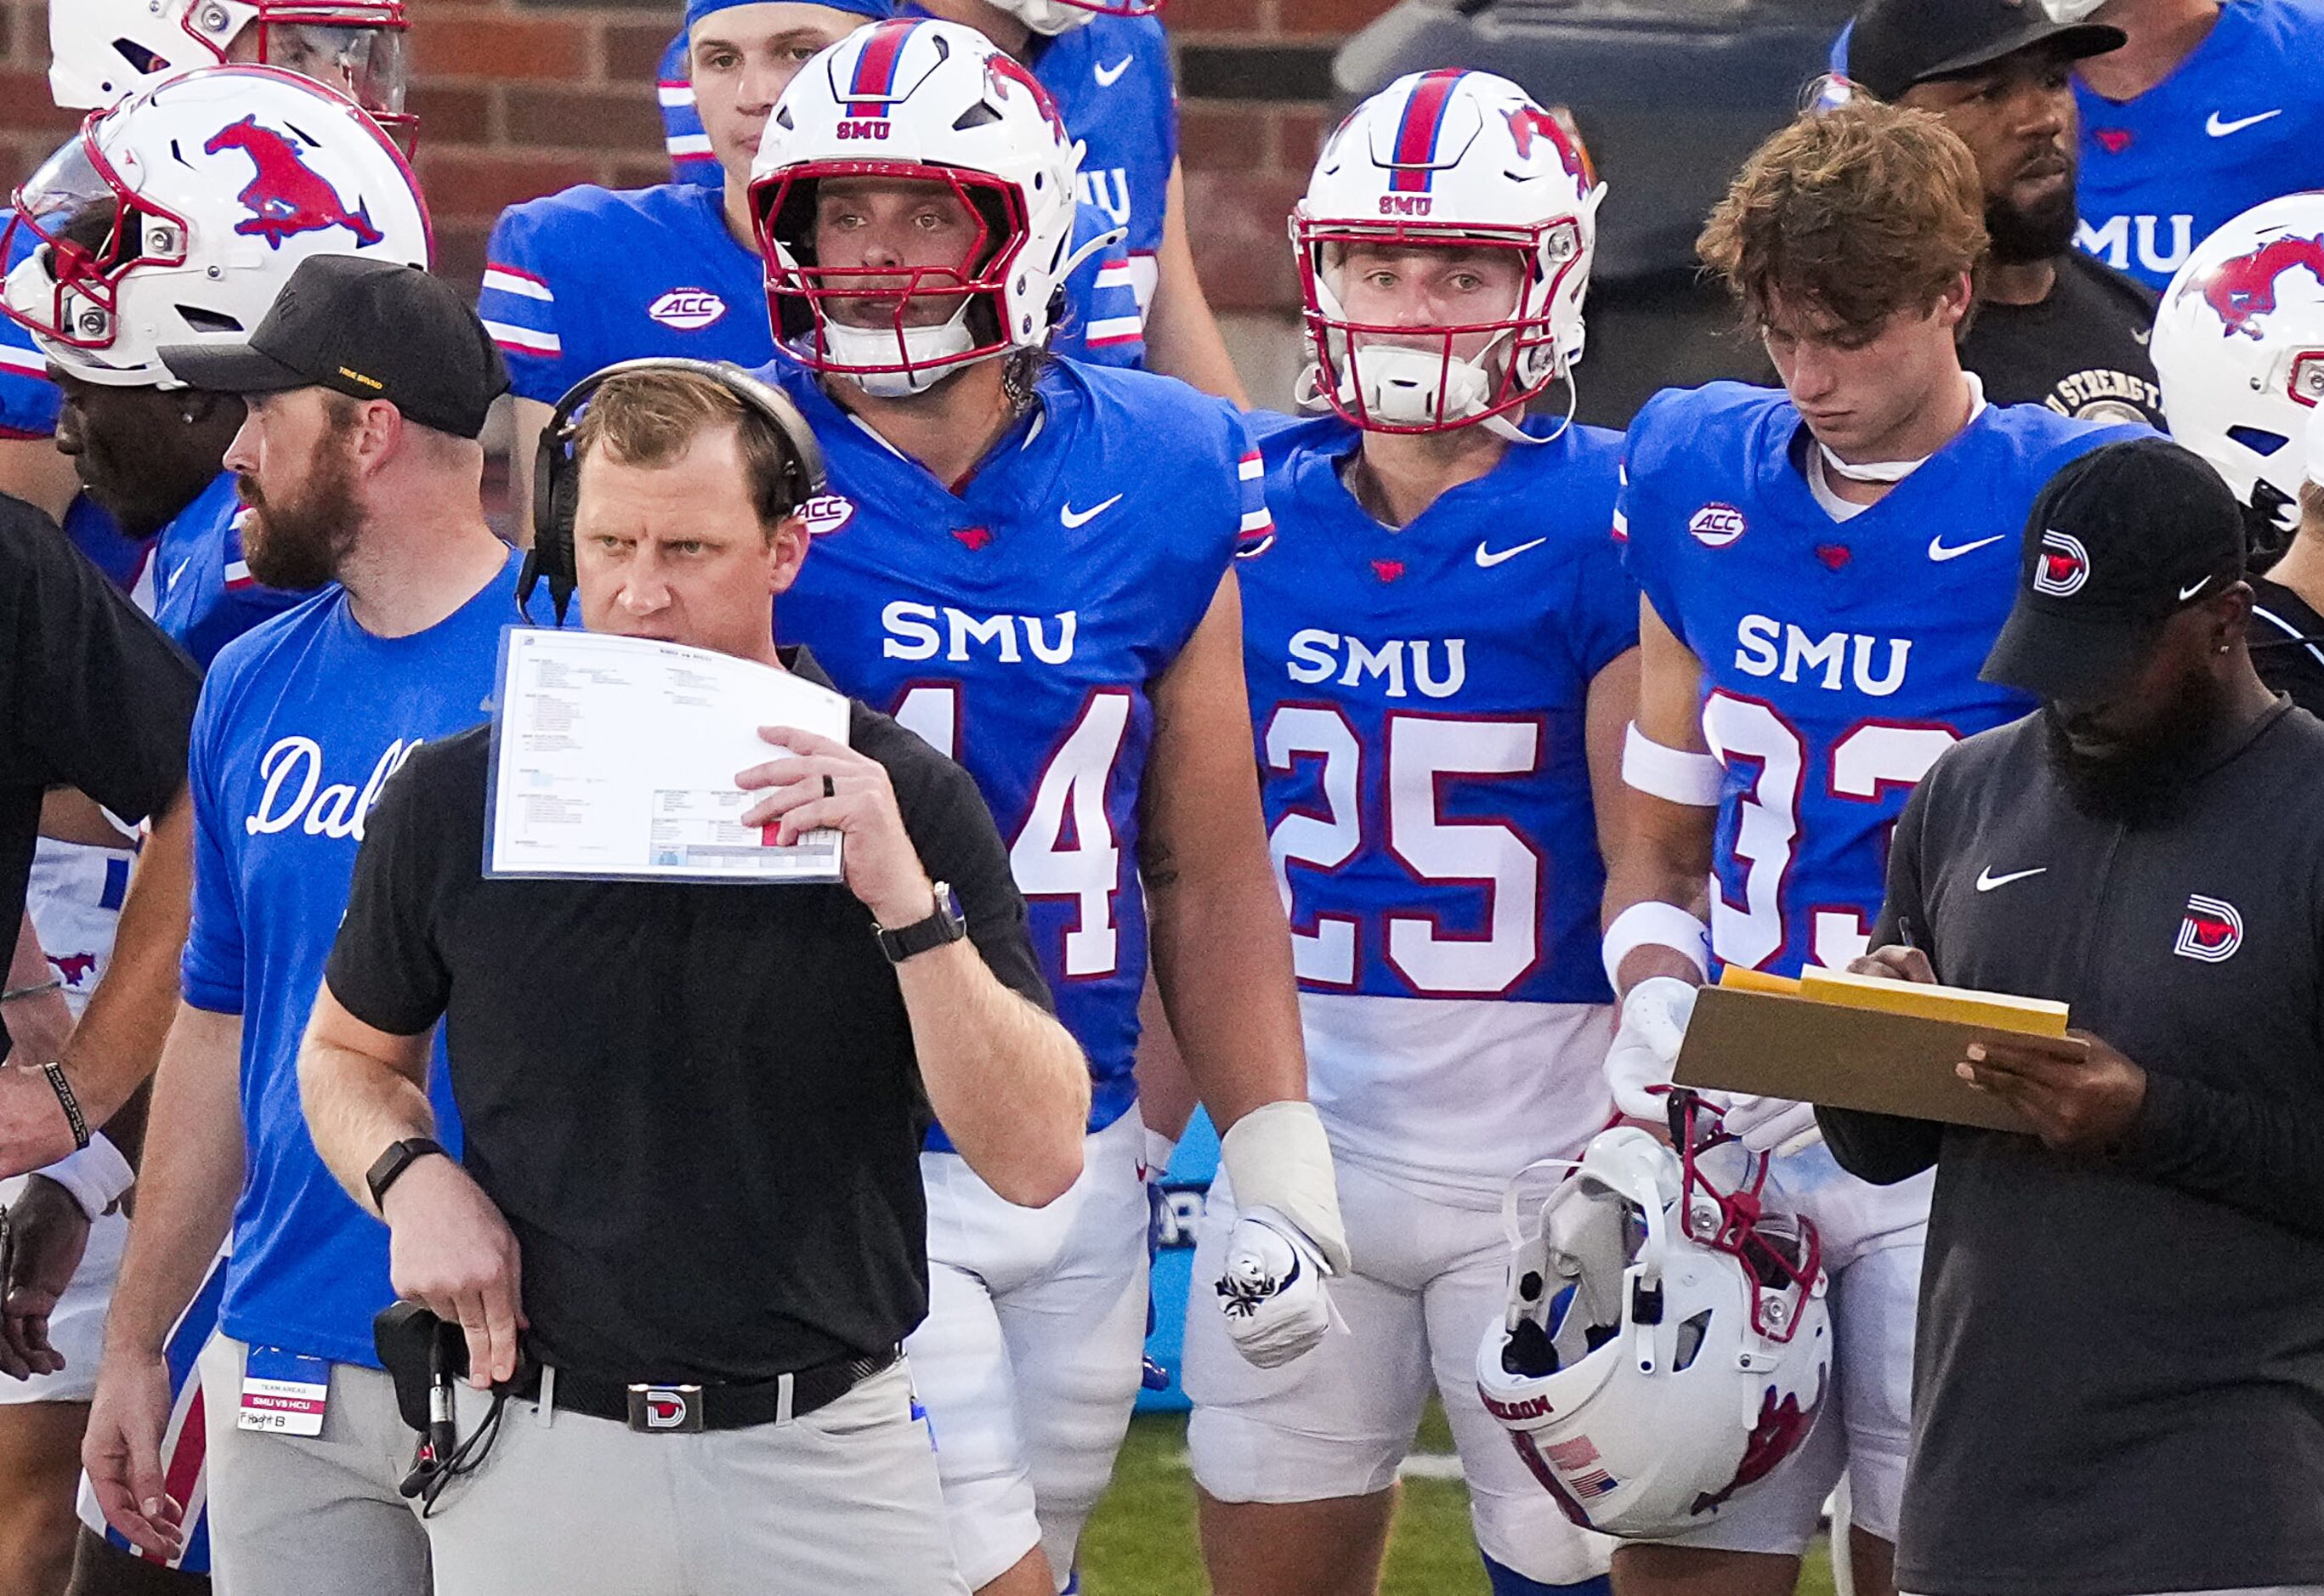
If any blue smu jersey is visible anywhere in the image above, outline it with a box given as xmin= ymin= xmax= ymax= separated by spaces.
xmin=762 ymin=356 xmax=1262 ymax=1136
xmin=183 ymin=553 xmax=534 ymax=1366
xmin=1239 ymin=412 xmax=1635 ymax=1005
xmin=62 ymin=494 xmax=154 ymax=602
xmin=1032 ymin=14 xmax=1176 ymax=314
xmin=1829 ymin=2 xmax=2324 ymax=290
xmin=1619 ymin=383 xmax=2144 ymax=976
xmin=151 ymin=473 xmax=310 ymax=669
xmin=479 ymin=182 xmax=1143 ymax=404
xmin=2072 ymin=0 xmax=2324 ymax=288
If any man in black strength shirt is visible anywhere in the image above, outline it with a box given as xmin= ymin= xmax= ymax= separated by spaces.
xmin=295 ymin=364 xmax=1091 ymax=1596
xmin=1822 ymin=438 xmax=2324 ymax=1596
xmin=1849 ymin=0 xmax=2164 ymax=427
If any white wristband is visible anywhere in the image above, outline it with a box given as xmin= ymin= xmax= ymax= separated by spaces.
xmin=1623 ymin=722 xmax=1724 ymax=807
xmin=37 ymin=1133 xmax=134 ymax=1223
xmin=1603 ymin=900 xmax=1710 ymax=991
xmin=1217 ymin=1101 xmax=1349 ymax=1275
xmin=1142 ymin=1127 xmax=1178 ymax=1181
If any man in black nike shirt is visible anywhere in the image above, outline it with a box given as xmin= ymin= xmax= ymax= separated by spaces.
xmin=1850 ymin=0 xmax=2165 ymax=427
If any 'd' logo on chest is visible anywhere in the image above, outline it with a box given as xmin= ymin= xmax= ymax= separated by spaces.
xmin=2174 ymin=893 xmax=2242 ymax=962
xmin=647 ymin=289 xmax=728 ymax=331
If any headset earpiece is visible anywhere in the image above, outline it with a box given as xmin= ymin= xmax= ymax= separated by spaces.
xmin=518 ymin=359 xmax=825 ymax=629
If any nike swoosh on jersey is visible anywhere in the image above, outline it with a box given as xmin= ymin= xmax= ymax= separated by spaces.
xmin=1927 ymin=533 xmax=2006 ymax=562
xmin=1060 ymin=493 xmax=1125 ymax=529
xmin=2131 ymin=328 xmax=2151 ymax=346
xmin=2206 ymin=109 xmax=2283 ymax=136
xmin=1475 ymin=536 xmax=1548 ymax=568
xmin=1095 ymin=57 xmax=1133 ymax=88
xmin=1975 ymin=865 xmax=2048 ymax=891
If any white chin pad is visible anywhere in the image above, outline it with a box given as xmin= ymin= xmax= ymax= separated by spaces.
xmin=1341 ymin=342 xmax=1495 ymax=427
xmin=819 ymin=307 xmax=980 ymax=398
xmin=998 ymin=0 xmax=1099 ymax=33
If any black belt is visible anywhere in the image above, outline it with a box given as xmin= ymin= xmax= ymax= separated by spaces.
xmin=507 ymin=1347 xmax=898 ymax=1434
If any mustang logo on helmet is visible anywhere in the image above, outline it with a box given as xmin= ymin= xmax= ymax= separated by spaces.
xmin=207 ymin=116 xmax=383 ymax=251
xmin=2198 ymin=233 xmax=2324 ymax=340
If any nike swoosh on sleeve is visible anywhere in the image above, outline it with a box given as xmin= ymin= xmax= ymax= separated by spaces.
xmin=1095 ymin=57 xmax=1132 ymax=87
xmin=2206 ymin=109 xmax=2283 ymax=136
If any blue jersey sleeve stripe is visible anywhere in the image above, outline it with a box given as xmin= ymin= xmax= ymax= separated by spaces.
xmin=483 ymin=320 xmax=562 ymax=359
xmin=1236 ymin=450 xmax=1273 ymax=540
xmin=480 ymin=263 xmax=553 ymax=302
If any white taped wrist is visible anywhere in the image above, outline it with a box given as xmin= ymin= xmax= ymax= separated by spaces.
xmin=1217 ymin=1101 xmax=1350 ymax=1275
xmin=1623 ymin=722 xmax=1724 ymax=806
xmin=1603 ymin=900 xmax=1710 ymax=990
xmin=1142 ymin=1127 xmax=1178 ymax=1180
xmin=38 ymin=1133 xmax=133 ymax=1221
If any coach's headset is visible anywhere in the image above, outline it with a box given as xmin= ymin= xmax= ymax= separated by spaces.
xmin=520 ymin=358 xmax=828 ymax=625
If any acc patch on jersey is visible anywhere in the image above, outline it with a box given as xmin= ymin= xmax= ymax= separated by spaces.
xmin=647 ymin=288 xmax=728 ymax=331
xmin=802 ymin=494 xmax=856 ymax=535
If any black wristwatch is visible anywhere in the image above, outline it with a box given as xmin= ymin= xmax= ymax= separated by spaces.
xmin=876 ymin=882 xmax=967 ymax=964
xmin=366 ymin=1137 xmax=447 ymax=1212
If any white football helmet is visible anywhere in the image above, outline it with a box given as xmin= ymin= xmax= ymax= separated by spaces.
xmin=752 ymin=20 xmax=1092 ymax=398
xmin=2 ymin=65 xmax=430 ymax=388
xmin=2152 ymin=193 xmax=2324 ymax=554
xmin=980 ymin=0 xmax=1158 ymax=39
xmin=1293 ymin=69 xmax=1604 ymax=440
xmin=48 ymin=0 xmax=411 ymax=141
xmin=1477 ymin=1099 xmax=1832 ymax=1540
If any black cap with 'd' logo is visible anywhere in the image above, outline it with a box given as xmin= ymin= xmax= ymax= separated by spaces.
xmin=1981 ymin=438 xmax=2247 ymax=703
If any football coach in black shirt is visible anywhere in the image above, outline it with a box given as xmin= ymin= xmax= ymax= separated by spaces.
xmin=295 ymin=362 xmax=1088 ymax=1596
xmin=1823 ymin=437 xmax=2324 ymax=1596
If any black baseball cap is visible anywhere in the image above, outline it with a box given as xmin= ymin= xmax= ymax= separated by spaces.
xmin=1850 ymin=0 xmax=2124 ymax=102
xmin=159 ymin=255 xmax=508 ymax=440
xmin=1981 ymin=439 xmax=2247 ymax=704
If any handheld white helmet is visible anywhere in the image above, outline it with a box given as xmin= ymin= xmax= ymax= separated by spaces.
xmin=48 ymin=0 xmax=412 ymax=141
xmin=751 ymin=20 xmax=1094 ymax=399
xmin=2152 ymin=194 xmax=2324 ymax=555
xmin=1477 ymin=1100 xmax=1831 ymax=1540
xmin=980 ymin=0 xmax=1158 ymax=39
xmin=1293 ymin=69 xmax=1604 ymax=441
xmin=2 ymin=65 xmax=430 ymax=388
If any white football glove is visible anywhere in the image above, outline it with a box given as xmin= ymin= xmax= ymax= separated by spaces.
xmin=1606 ymin=975 xmax=1699 ymax=1123
xmin=1215 ymin=1206 xmax=1333 ymax=1369
xmin=1213 ymin=1101 xmax=1348 ymax=1368
xmin=1716 ymin=1095 xmax=1822 ymax=1156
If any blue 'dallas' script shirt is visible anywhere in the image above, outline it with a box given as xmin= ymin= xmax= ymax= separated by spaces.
xmin=762 ymin=355 xmax=1267 ymax=1142
xmin=479 ymin=181 xmax=1144 ymax=405
xmin=151 ymin=473 xmax=310 ymax=670
xmin=1618 ymin=383 xmax=2143 ymax=978
xmin=182 ymin=550 xmax=534 ymax=1367
xmin=1829 ymin=0 xmax=2324 ymax=290
xmin=1239 ymin=410 xmax=1635 ymax=1006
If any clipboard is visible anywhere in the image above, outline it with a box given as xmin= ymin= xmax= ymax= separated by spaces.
xmin=1673 ymin=983 xmax=2061 ymax=1134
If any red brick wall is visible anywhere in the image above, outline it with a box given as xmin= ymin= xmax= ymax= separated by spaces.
xmin=0 ymin=0 xmax=1388 ymax=311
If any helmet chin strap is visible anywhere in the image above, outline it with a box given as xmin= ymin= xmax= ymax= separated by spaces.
xmin=1301 ymin=329 xmax=1576 ymax=445
xmin=819 ymin=303 xmax=982 ymax=399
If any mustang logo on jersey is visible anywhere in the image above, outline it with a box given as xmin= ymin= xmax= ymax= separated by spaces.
xmin=245 ymin=736 xmax=422 ymax=841
xmin=47 ymin=951 xmax=99 ymax=987
xmin=1286 ymin=630 xmax=1467 ymax=699
xmin=2174 ymin=894 xmax=2243 ymax=962
xmin=646 ymin=289 xmax=728 ymax=331
xmin=206 ymin=116 xmax=383 ymax=251
xmin=2198 ymin=233 xmax=2324 ymax=339
xmin=1733 ymin=616 xmax=1912 ymax=697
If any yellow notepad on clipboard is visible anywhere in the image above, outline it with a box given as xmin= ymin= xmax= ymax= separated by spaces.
xmin=1669 ymin=965 xmax=2072 ymax=1133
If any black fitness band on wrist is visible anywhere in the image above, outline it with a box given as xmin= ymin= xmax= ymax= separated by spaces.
xmin=39 ymin=1060 xmax=90 ymax=1151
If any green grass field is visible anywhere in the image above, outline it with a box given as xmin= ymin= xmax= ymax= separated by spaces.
xmin=1080 ymin=1410 xmax=1839 ymax=1596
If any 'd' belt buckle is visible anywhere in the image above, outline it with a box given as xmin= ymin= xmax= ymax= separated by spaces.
xmin=627 ymin=1384 xmax=705 ymax=1434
